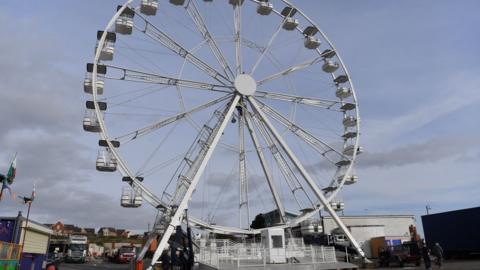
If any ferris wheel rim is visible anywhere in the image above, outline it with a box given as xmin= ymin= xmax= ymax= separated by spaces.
xmin=89 ymin=0 xmax=361 ymax=235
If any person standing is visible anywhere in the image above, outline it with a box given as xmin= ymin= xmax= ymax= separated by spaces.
xmin=421 ymin=242 xmax=431 ymax=270
xmin=160 ymin=250 xmax=171 ymax=270
xmin=432 ymin=242 xmax=444 ymax=268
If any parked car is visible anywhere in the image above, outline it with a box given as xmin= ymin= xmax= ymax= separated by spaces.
xmin=115 ymin=246 xmax=136 ymax=263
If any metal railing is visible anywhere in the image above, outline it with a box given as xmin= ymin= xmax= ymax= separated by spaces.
xmin=194 ymin=238 xmax=337 ymax=268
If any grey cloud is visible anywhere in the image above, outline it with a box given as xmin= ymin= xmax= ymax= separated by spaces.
xmin=357 ymin=137 xmax=475 ymax=168
xmin=307 ymin=136 xmax=476 ymax=173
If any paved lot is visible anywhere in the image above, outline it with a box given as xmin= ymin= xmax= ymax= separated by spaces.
xmin=375 ymin=260 xmax=480 ymax=270
xmin=59 ymin=260 xmax=480 ymax=270
xmin=60 ymin=262 xmax=130 ymax=270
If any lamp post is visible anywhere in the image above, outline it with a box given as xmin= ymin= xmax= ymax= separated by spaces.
xmin=18 ymin=195 xmax=34 ymax=270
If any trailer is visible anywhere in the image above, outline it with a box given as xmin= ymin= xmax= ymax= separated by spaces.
xmin=422 ymin=207 xmax=480 ymax=258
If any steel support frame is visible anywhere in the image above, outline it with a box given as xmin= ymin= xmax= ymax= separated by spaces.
xmin=255 ymin=99 xmax=348 ymax=162
xmin=135 ymin=13 xmax=231 ymax=85
xmin=147 ymin=95 xmax=241 ymax=269
xmin=244 ymin=109 xmax=287 ymax=223
xmin=248 ymin=96 xmax=367 ymax=259
xmin=186 ymin=0 xmax=235 ymax=80
xmin=118 ymin=94 xmax=232 ymax=141
xmin=250 ymin=111 xmax=313 ymax=210
xmin=238 ymin=101 xmax=250 ymax=228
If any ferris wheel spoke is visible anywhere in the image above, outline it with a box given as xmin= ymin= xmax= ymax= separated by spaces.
xmin=255 ymin=90 xmax=348 ymax=111
xmin=233 ymin=2 xmax=243 ymax=74
xmin=237 ymin=101 xmax=250 ymax=228
xmin=247 ymin=96 xmax=366 ymax=258
xmin=244 ymin=107 xmax=287 ymax=224
xmin=186 ymin=1 xmax=235 ymax=80
xmin=105 ymin=65 xmax=233 ymax=93
xmin=247 ymin=109 xmax=314 ymax=211
xmin=250 ymin=14 xmax=287 ymax=75
xmin=257 ymin=56 xmax=324 ymax=86
xmin=115 ymin=94 xmax=232 ymax=141
xmin=134 ymin=12 xmax=232 ymax=85
xmin=254 ymin=98 xmax=350 ymax=163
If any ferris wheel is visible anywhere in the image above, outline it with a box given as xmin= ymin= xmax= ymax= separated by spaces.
xmin=83 ymin=0 xmax=365 ymax=265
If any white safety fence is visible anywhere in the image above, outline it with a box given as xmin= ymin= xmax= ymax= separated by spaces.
xmin=194 ymin=238 xmax=337 ymax=268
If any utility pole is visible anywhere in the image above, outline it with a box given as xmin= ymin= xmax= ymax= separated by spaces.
xmin=18 ymin=199 xmax=33 ymax=270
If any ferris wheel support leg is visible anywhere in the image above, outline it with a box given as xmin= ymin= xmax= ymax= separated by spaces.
xmin=248 ymin=97 xmax=369 ymax=261
xmin=244 ymin=110 xmax=287 ymax=224
xmin=137 ymin=233 xmax=157 ymax=261
xmin=147 ymin=95 xmax=241 ymax=270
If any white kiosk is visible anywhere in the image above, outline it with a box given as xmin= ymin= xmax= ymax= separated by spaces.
xmin=261 ymin=228 xmax=286 ymax=264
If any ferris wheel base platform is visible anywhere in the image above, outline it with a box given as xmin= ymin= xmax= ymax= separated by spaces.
xmin=198 ymin=261 xmax=359 ymax=270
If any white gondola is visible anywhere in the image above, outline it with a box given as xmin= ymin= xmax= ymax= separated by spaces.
xmin=121 ymin=186 xmax=143 ymax=208
xmin=338 ymin=175 xmax=358 ymax=185
xmin=283 ymin=17 xmax=299 ymax=30
xmin=335 ymin=159 xmax=351 ymax=167
xmin=343 ymin=145 xmax=363 ymax=156
xmin=343 ymin=131 xmax=358 ymax=139
xmin=341 ymin=103 xmax=356 ymax=111
xmin=334 ymin=75 xmax=349 ymax=85
xmin=322 ymin=60 xmax=340 ymax=73
xmin=115 ymin=6 xmax=134 ymax=35
xmin=321 ymin=49 xmax=336 ymax=58
xmin=141 ymin=0 xmax=158 ymax=16
xmin=304 ymin=36 xmax=321 ymax=49
xmin=343 ymin=116 xmax=357 ymax=127
xmin=96 ymin=148 xmax=117 ymax=172
xmin=257 ymin=1 xmax=273 ymax=15
xmin=330 ymin=201 xmax=345 ymax=211
xmin=83 ymin=110 xmax=101 ymax=133
xmin=300 ymin=220 xmax=323 ymax=236
xmin=84 ymin=63 xmax=106 ymax=94
xmin=336 ymin=87 xmax=352 ymax=99
xmin=95 ymin=31 xmax=116 ymax=61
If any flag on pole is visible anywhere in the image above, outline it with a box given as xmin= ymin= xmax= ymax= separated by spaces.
xmin=6 ymin=156 xmax=16 ymax=185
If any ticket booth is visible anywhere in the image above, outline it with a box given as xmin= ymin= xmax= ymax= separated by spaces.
xmin=261 ymin=228 xmax=286 ymax=264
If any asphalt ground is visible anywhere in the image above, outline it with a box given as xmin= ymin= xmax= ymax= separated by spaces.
xmin=60 ymin=261 xmax=130 ymax=270
xmin=59 ymin=260 xmax=480 ymax=270
xmin=375 ymin=260 xmax=480 ymax=270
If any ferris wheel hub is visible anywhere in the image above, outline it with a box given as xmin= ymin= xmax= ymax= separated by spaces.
xmin=234 ymin=74 xmax=257 ymax=96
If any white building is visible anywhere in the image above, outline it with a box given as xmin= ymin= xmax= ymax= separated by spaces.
xmin=323 ymin=214 xmax=416 ymax=258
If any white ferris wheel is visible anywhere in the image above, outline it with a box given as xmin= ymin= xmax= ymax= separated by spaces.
xmin=83 ymin=0 xmax=365 ymax=266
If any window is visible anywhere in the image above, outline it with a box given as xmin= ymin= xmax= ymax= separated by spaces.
xmin=271 ymin=235 xmax=283 ymax=248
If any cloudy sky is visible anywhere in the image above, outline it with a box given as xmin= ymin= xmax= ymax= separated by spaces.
xmin=1 ymin=0 xmax=479 ymax=236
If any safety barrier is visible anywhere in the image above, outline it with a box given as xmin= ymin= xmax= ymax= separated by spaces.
xmin=195 ymin=238 xmax=337 ymax=268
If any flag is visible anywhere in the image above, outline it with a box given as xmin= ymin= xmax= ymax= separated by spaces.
xmin=6 ymin=156 xmax=16 ymax=185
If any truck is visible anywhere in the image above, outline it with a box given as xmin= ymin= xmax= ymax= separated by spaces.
xmin=64 ymin=235 xmax=88 ymax=263
xmin=422 ymin=207 xmax=480 ymax=258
